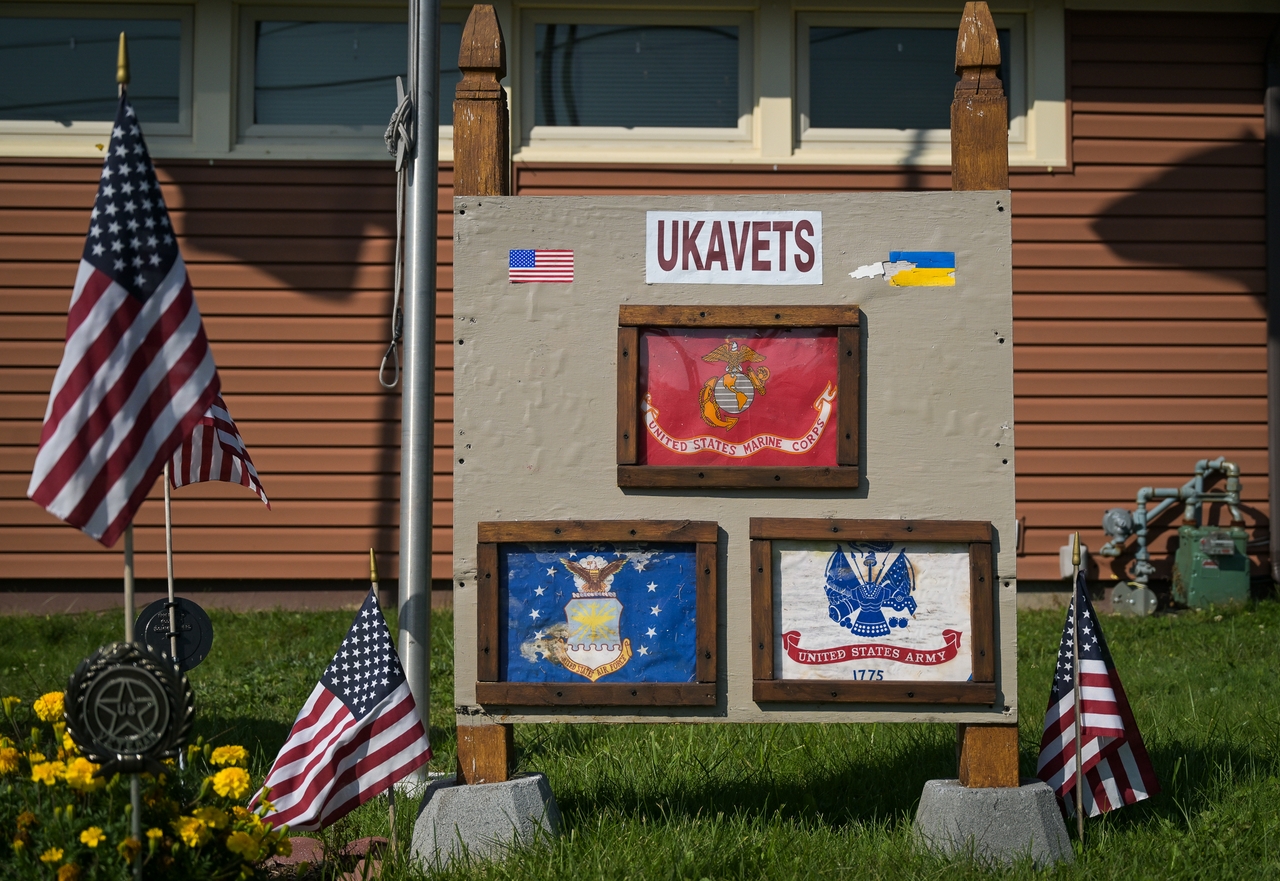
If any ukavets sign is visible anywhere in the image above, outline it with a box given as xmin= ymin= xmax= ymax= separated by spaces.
xmin=782 ymin=629 xmax=963 ymax=666
xmin=639 ymin=328 xmax=838 ymax=466
xmin=646 ymin=211 xmax=822 ymax=284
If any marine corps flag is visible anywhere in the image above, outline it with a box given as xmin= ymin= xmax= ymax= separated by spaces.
xmin=638 ymin=328 xmax=839 ymax=467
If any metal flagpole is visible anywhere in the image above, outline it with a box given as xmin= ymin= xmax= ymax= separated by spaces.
xmin=371 ymin=549 xmax=398 ymax=852
xmin=399 ymin=0 xmax=440 ymax=756
xmin=1071 ymin=531 xmax=1085 ymax=842
xmin=117 ymin=31 xmax=144 ymax=881
xmin=163 ymin=463 xmax=178 ymax=666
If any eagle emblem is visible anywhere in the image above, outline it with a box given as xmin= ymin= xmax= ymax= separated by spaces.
xmin=555 ymin=554 xmax=632 ymax=681
xmin=699 ymin=339 xmax=771 ymax=430
xmin=824 ymin=545 xmax=917 ymax=638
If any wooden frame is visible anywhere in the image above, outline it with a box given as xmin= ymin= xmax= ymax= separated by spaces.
xmin=749 ymin=518 xmax=997 ymax=705
xmin=476 ymin=520 xmax=719 ymax=707
xmin=617 ymin=305 xmax=860 ymax=488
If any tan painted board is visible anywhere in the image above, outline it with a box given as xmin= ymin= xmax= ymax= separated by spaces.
xmin=452 ymin=192 xmax=1015 ymax=724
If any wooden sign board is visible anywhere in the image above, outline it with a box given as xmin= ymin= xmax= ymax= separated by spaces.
xmin=452 ymin=192 xmax=1014 ymax=724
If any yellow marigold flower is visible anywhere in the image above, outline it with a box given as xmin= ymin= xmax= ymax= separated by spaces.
xmin=211 ymin=767 xmax=251 ymax=800
xmin=210 ymin=745 xmax=249 ymax=767
xmin=116 ymin=837 xmax=141 ymax=862
xmin=33 ymin=692 xmax=64 ymax=723
xmin=172 ymin=817 xmax=211 ymax=848
xmin=62 ymin=730 xmax=78 ymax=756
xmin=39 ymin=847 xmax=64 ymax=863
xmin=17 ymin=811 xmax=36 ymax=829
xmin=57 ymin=864 xmax=81 ymax=881
xmin=0 ymin=746 xmax=19 ymax=774
xmin=31 ymin=760 xmax=65 ymax=786
xmin=12 ymin=838 xmax=23 ymax=851
xmin=28 ymin=750 xmax=46 ymax=763
xmin=225 ymin=830 xmax=259 ymax=861
xmin=79 ymin=827 xmax=105 ymax=848
xmin=192 ymin=806 xmax=229 ymax=830
xmin=63 ymin=757 xmax=103 ymax=791
xmin=146 ymin=828 xmax=164 ymax=841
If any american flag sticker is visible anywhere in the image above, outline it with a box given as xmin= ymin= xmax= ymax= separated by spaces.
xmin=509 ymin=249 xmax=574 ymax=283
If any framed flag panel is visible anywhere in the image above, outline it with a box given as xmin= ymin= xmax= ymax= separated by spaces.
xmin=750 ymin=518 xmax=996 ymax=705
xmin=475 ymin=520 xmax=718 ymax=707
xmin=617 ymin=306 xmax=859 ymax=488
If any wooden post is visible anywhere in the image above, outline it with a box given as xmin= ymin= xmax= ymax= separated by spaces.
xmin=454 ymin=3 xmax=514 ymax=785
xmin=952 ymin=1 xmax=1019 ymax=789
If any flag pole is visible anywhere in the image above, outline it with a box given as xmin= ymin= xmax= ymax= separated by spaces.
xmin=1071 ymin=531 xmax=1085 ymax=842
xmin=117 ymin=30 xmax=144 ymax=881
xmin=371 ymin=548 xmax=398 ymax=856
xmin=163 ymin=462 xmax=178 ymax=667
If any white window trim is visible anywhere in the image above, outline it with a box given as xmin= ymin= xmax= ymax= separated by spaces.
xmin=512 ymin=7 xmax=757 ymax=164
xmin=0 ymin=2 xmax=194 ymax=157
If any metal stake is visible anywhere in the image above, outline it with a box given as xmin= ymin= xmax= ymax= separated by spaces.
xmin=1071 ymin=531 xmax=1085 ymax=843
xmin=399 ymin=0 xmax=440 ymax=763
xmin=123 ymin=524 xmax=136 ymax=643
xmin=163 ymin=463 xmax=178 ymax=667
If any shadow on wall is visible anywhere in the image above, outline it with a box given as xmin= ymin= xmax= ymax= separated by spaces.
xmin=162 ymin=162 xmax=403 ymax=569
xmin=1089 ymin=137 xmax=1269 ymax=581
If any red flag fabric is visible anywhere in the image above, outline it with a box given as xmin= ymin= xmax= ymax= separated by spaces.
xmin=169 ymin=394 xmax=269 ymax=507
xmin=638 ymin=328 xmax=839 ymax=467
xmin=27 ymin=94 xmax=218 ymax=546
xmin=1036 ymin=571 xmax=1160 ymax=815
xmin=254 ymin=590 xmax=431 ymax=831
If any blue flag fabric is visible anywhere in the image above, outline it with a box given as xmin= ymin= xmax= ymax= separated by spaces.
xmin=501 ymin=542 xmax=698 ymax=683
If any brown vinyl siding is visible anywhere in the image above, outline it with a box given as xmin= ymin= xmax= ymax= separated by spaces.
xmin=0 ymin=161 xmax=453 ymax=581
xmin=0 ymin=10 xmax=1272 ymax=587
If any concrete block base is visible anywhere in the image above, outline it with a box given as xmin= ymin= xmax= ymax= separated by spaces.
xmin=411 ymin=773 xmax=560 ymax=868
xmin=914 ymin=778 xmax=1072 ymax=867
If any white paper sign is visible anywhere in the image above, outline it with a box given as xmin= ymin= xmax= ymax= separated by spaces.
xmin=773 ymin=541 xmax=972 ymax=682
xmin=645 ymin=211 xmax=822 ymax=285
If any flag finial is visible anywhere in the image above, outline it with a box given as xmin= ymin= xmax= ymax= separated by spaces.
xmin=116 ymin=32 xmax=129 ymax=85
xmin=1071 ymin=531 xmax=1080 ymax=568
xmin=369 ymin=548 xmax=379 ymax=583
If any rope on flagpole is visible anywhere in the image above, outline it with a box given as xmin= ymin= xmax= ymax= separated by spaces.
xmin=379 ymin=78 xmax=413 ymax=389
xmin=1071 ymin=531 xmax=1085 ymax=844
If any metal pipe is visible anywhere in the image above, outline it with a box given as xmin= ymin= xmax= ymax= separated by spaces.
xmin=399 ymin=0 xmax=440 ymax=740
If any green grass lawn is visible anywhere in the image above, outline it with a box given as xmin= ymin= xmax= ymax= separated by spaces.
xmin=3 ymin=601 xmax=1279 ymax=879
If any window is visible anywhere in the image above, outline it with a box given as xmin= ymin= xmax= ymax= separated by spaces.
xmin=0 ymin=4 xmax=191 ymax=144
xmin=238 ymin=7 xmax=464 ymax=142
xmin=533 ymin=24 xmax=739 ymax=128
xmin=807 ymin=27 xmax=1011 ymax=131
xmin=795 ymin=13 xmax=1045 ymax=167
xmin=518 ymin=10 xmax=754 ymax=160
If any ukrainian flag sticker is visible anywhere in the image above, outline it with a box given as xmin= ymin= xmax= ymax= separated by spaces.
xmin=885 ymin=251 xmax=956 ymax=287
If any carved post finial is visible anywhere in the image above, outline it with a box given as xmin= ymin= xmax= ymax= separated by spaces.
xmin=454 ymin=4 xmax=510 ymax=197
xmin=950 ymin=1 xmax=1008 ymax=191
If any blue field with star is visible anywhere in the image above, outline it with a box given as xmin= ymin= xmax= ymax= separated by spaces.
xmin=500 ymin=542 xmax=698 ymax=683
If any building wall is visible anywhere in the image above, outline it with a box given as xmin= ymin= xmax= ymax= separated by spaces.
xmin=0 ymin=10 xmax=1271 ymax=587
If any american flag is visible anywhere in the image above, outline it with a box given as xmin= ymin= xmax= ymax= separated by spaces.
xmin=509 ymin=248 xmax=574 ymax=283
xmin=255 ymin=589 xmax=431 ymax=831
xmin=1036 ymin=572 xmax=1160 ymax=816
xmin=27 ymin=94 xmax=218 ymax=547
xmin=169 ymin=394 xmax=269 ymax=507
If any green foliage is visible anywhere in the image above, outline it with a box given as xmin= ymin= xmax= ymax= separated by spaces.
xmin=0 ymin=695 xmax=288 ymax=880
xmin=2 ymin=602 xmax=1279 ymax=879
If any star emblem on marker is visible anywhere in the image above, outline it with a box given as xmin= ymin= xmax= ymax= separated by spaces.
xmin=638 ymin=645 xmax=650 ymax=656
xmin=646 ymin=627 xmax=657 ymax=638
xmin=529 ymin=609 xmax=541 ymax=621
xmin=650 ymin=604 xmax=661 ymax=616
xmin=647 ymin=582 xmax=657 ymax=592
xmin=546 ymin=567 xmax=556 ymax=576
xmin=534 ymin=586 xmax=545 ymax=596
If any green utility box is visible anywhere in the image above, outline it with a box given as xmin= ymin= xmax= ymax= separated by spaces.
xmin=1172 ymin=525 xmax=1249 ymax=608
